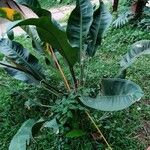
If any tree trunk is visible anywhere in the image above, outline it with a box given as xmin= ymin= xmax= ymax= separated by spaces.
xmin=112 ymin=0 xmax=119 ymax=12
xmin=132 ymin=0 xmax=147 ymax=18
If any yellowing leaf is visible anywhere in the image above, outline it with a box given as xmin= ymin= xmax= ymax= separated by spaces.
xmin=0 ymin=7 xmax=22 ymax=21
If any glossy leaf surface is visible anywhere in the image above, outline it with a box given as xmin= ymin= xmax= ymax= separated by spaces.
xmin=80 ymin=78 xmax=143 ymax=111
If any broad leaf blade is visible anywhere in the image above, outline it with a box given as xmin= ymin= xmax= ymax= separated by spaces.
xmin=0 ymin=38 xmax=44 ymax=82
xmin=30 ymin=8 xmax=63 ymax=30
xmin=9 ymin=119 xmax=36 ymax=150
xmin=93 ymin=2 xmax=112 ymax=45
xmin=5 ymin=65 xmax=38 ymax=83
xmin=80 ymin=78 xmax=143 ymax=111
xmin=43 ymin=118 xmax=59 ymax=134
xmin=24 ymin=26 xmax=44 ymax=53
xmin=66 ymin=0 xmax=93 ymax=47
xmin=120 ymin=40 xmax=150 ymax=70
xmin=25 ymin=8 xmax=63 ymax=54
xmin=66 ymin=129 xmax=85 ymax=138
xmin=25 ymin=99 xmax=42 ymax=109
xmin=5 ymin=68 xmax=32 ymax=82
xmin=0 ymin=61 xmax=36 ymax=83
xmin=87 ymin=1 xmax=112 ymax=56
xmin=8 ymin=17 xmax=79 ymax=66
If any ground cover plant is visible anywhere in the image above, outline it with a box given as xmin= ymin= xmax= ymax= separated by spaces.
xmin=0 ymin=0 xmax=150 ymax=149
xmin=113 ymin=0 xmax=150 ymax=29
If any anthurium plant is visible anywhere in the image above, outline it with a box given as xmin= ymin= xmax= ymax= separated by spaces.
xmin=0 ymin=0 xmax=149 ymax=149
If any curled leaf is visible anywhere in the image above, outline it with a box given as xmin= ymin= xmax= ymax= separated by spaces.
xmin=80 ymin=78 xmax=143 ymax=111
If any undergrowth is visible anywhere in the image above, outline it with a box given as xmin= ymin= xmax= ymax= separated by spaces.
xmin=0 ymin=25 xmax=150 ymax=150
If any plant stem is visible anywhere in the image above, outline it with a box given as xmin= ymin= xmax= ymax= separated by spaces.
xmin=112 ymin=0 xmax=119 ymax=12
xmin=40 ymin=104 xmax=52 ymax=108
xmin=41 ymin=84 xmax=61 ymax=97
xmin=69 ymin=65 xmax=78 ymax=91
xmin=79 ymin=13 xmax=84 ymax=86
xmin=80 ymin=60 xmax=84 ymax=86
xmin=46 ymin=45 xmax=111 ymax=150
xmin=42 ymin=80 xmax=63 ymax=95
xmin=85 ymin=111 xmax=112 ymax=150
xmin=46 ymin=44 xmax=71 ymax=92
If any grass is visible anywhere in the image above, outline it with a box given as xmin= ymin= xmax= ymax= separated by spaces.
xmin=0 ymin=25 xmax=150 ymax=149
xmin=84 ymin=26 xmax=150 ymax=149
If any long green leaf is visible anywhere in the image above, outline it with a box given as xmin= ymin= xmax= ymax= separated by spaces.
xmin=80 ymin=78 xmax=143 ymax=111
xmin=66 ymin=0 xmax=93 ymax=47
xmin=0 ymin=61 xmax=39 ymax=83
xmin=30 ymin=8 xmax=63 ymax=30
xmin=0 ymin=38 xmax=44 ymax=82
xmin=25 ymin=26 xmax=44 ymax=53
xmin=86 ymin=1 xmax=112 ymax=56
xmin=8 ymin=17 xmax=79 ymax=66
xmin=120 ymin=40 xmax=150 ymax=70
xmin=9 ymin=119 xmax=36 ymax=150
xmin=23 ymin=8 xmax=63 ymax=53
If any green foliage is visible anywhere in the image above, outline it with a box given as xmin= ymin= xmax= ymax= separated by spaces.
xmin=81 ymin=78 xmax=143 ymax=111
xmin=0 ymin=26 xmax=149 ymax=150
xmin=9 ymin=119 xmax=36 ymax=150
xmin=0 ymin=38 xmax=44 ymax=84
xmin=9 ymin=17 xmax=79 ymax=66
xmin=66 ymin=129 xmax=85 ymax=138
xmin=113 ymin=11 xmax=133 ymax=28
xmin=0 ymin=0 xmax=149 ymax=149
xmin=138 ymin=7 xmax=150 ymax=29
xmin=43 ymin=118 xmax=59 ymax=134
xmin=66 ymin=0 xmax=93 ymax=47
xmin=113 ymin=1 xmax=150 ymax=28
xmin=120 ymin=40 xmax=150 ymax=70
xmin=86 ymin=2 xmax=112 ymax=56
xmin=138 ymin=18 xmax=150 ymax=29
xmin=66 ymin=1 xmax=112 ymax=56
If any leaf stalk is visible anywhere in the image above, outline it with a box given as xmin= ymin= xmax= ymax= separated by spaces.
xmin=85 ymin=111 xmax=112 ymax=150
xmin=46 ymin=44 xmax=71 ymax=92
